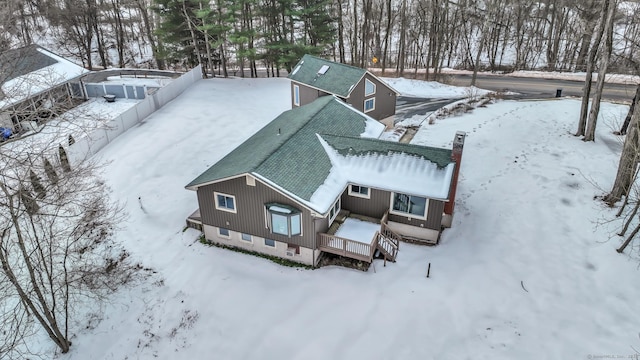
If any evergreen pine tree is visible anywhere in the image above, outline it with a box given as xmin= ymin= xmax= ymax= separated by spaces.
xmin=30 ymin=169 xmax=46 ymax=199
xmin=58 ymin=145 xmax=71 ymax=173
xmin=44 ymin=158 xmax=59 ymax=185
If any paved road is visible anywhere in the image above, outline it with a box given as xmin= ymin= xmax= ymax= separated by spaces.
xmin=396 ymin=96 xmax=460 ymax=121
xmin=446 ymin=74 xmax=637 ymax=102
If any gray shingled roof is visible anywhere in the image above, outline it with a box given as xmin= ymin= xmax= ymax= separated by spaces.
xmin=187 ymin=97 xmax=456 ymax=210
xmin=185 ymin=96 xmax=334 ymax=189
xmin=0 ymin=45 xmax=58 ymax=83
xmin=287 ymin=55 xmax=366 ymax=98
xmin=185 ymin=96 xmax=368 ymax=196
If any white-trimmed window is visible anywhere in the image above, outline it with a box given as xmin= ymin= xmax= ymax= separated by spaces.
xmin=266 ymin=203 xmax=302 ymax=237
xmin=214 ymin=192 xmax=236 ymax=213
xmin=241 ymin=233 xmax=252 ymax=242
xmin=264 ymin=238 xmax=276 ymax=247
xmin=328 ymin=198 xmax=341 ymax=224
xmin=390 ymin=193 xmax=428 ymax=219
xmin=293 ymin=84 xmax=300 ymax=106
xmin=219 ymin=227 xmax=230 ymax=237
xmin=364 ymin=78 xmax=376 ymax=96
xmin=364 ymin=98 xmax=375 ymax=113
xmin=348 ymin=185 xmax=370 ymax=199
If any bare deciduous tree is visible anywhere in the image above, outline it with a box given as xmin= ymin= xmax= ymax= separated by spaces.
xmin=584 ymin=0 xmax=618 ymax=142
xmin=0 ymin=53 xmax=142 ymax=358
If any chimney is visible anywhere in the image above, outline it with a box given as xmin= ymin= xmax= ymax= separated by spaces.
xmin=443 ymin=131 xmax=466 ymax=227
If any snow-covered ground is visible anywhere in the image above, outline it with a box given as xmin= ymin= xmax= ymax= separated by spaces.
xmin=383 ymin=77 xmax=491 ymax=98
xmin=30 ymin=76 xmax=638 ymax=360
xmin=3 ymin=97 xmax=139 ymax=155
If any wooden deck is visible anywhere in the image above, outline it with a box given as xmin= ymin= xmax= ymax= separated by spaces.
xmin=317 ymin=233 xmax=377 ymax=263
xmin=318 ymin=212 xmax=401 ymax=264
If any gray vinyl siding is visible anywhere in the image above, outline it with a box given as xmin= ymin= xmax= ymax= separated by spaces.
xmin=341 ymin=186 xmax=444 ymax=230
xmin=346 ymin=74 xmax=396 ymax=120
xmin=341 ymin=187 xmax=389 ymax=219
xmin=291 ymin=81 xmax=331 ymax=108
xmin=388 ymin=199 xmax=444 ymax=230
xmin=314 ymin=217 xmax=330 ymax=236
xmin=291 ymin=76 xmax=396 ymax=121
xmin=197 ymin=176 xmax=317 ymax=248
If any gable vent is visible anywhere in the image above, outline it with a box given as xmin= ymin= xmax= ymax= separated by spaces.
xmin=318 ymin=65 xmax=329 ymax=74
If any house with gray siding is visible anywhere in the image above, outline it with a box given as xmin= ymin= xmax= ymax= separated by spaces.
xmin=186 ymin=96 xmax=465 ymax=267
xmin=288 ymin=54 xmax=399 ymax=122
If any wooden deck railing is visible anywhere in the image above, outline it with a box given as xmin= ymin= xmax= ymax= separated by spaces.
xmin=317 ymin=233 xmax=376 ymax=263
xmin=381 ymin=211 xmax=402 ymax=247
xmin=376 ymin=232 xmax=398 ymax=261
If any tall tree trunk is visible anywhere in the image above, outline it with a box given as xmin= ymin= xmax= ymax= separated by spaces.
xmin=605 ymin=90 xmax=640 ymax=205
xmin=335 ymin=0 xmax=345 ymax=63
xmin=576 ymin=0 xmax=608 ymax=137
xmin=198 ymin=0 xmax=214 ymax=78
xmin=397 ymin=0 xmax=407 ymax=75
xmin=619 ymin=84 xmax=640 ymax=135
xmin=352 ymin=0 xmax=358 ymax=65
xmin=380 ymin=0 xmax=392 ymax=75
xmin=88 ymin=0 xmax=107 ymax=68
xmin=219 ymin=43 xmax=228 ymax=78
xmin=182 ymin=0 xmax=206 ymax=78
xmin=136 ymin=0 xmax=165 ymax=69
xmin=359 ymin=0 xmax=371 ymax=67
xmin=584 ymin=0 xmax=617 ymax=141
xmin=471 ymin=10 xmax=490 ymax=86
xmin=216 ymin=0 xmax=228 ymax=77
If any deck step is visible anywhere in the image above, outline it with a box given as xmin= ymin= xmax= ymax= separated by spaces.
xmin=376 ymin=232 xmax=399 ymax=262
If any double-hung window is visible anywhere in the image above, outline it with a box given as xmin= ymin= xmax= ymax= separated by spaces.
xmin=364 ymin=98 xmax=375 ymax=113
xmin=266 ymin=203 xmax=301 ymax=237
xmin=390 ymin=192 xmax=428 ymax=219
xmin=214 ymin=192 xmax=236 ymax=213
xmin=348 ymin=184 xmax=370 ymax=199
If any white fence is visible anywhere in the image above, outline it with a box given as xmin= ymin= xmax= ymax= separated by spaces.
xmin=65 ymin=65 xmax=202 ymax=165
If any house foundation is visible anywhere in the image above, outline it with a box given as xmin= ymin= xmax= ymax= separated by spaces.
xmin=202 ymin=224 xmax=317 ymax=266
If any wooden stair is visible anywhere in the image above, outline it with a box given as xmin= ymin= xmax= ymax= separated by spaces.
xmin=375 ymin=231 xmax=399 ymax=262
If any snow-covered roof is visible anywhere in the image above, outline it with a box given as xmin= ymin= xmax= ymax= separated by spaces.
xmin=309 ymin=136 xmax=455 ymax=212
xmin=0 ymin=45 xmax=88 ymax=109
xmin=187 ymin=96 xmax=456 ymax=215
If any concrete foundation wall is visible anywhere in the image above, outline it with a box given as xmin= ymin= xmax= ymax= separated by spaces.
xmin=203 ymin=224 xmax=318 ymax=266
xmin=386 ymin=221 xmax=440 ymax=244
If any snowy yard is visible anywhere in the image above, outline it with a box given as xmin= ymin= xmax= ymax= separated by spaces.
xmin=50 ymin=77 xmax=639 ymax=359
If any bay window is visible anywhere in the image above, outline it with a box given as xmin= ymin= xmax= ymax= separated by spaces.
xmin=266 ymin=203 xmax=301 ymax=236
